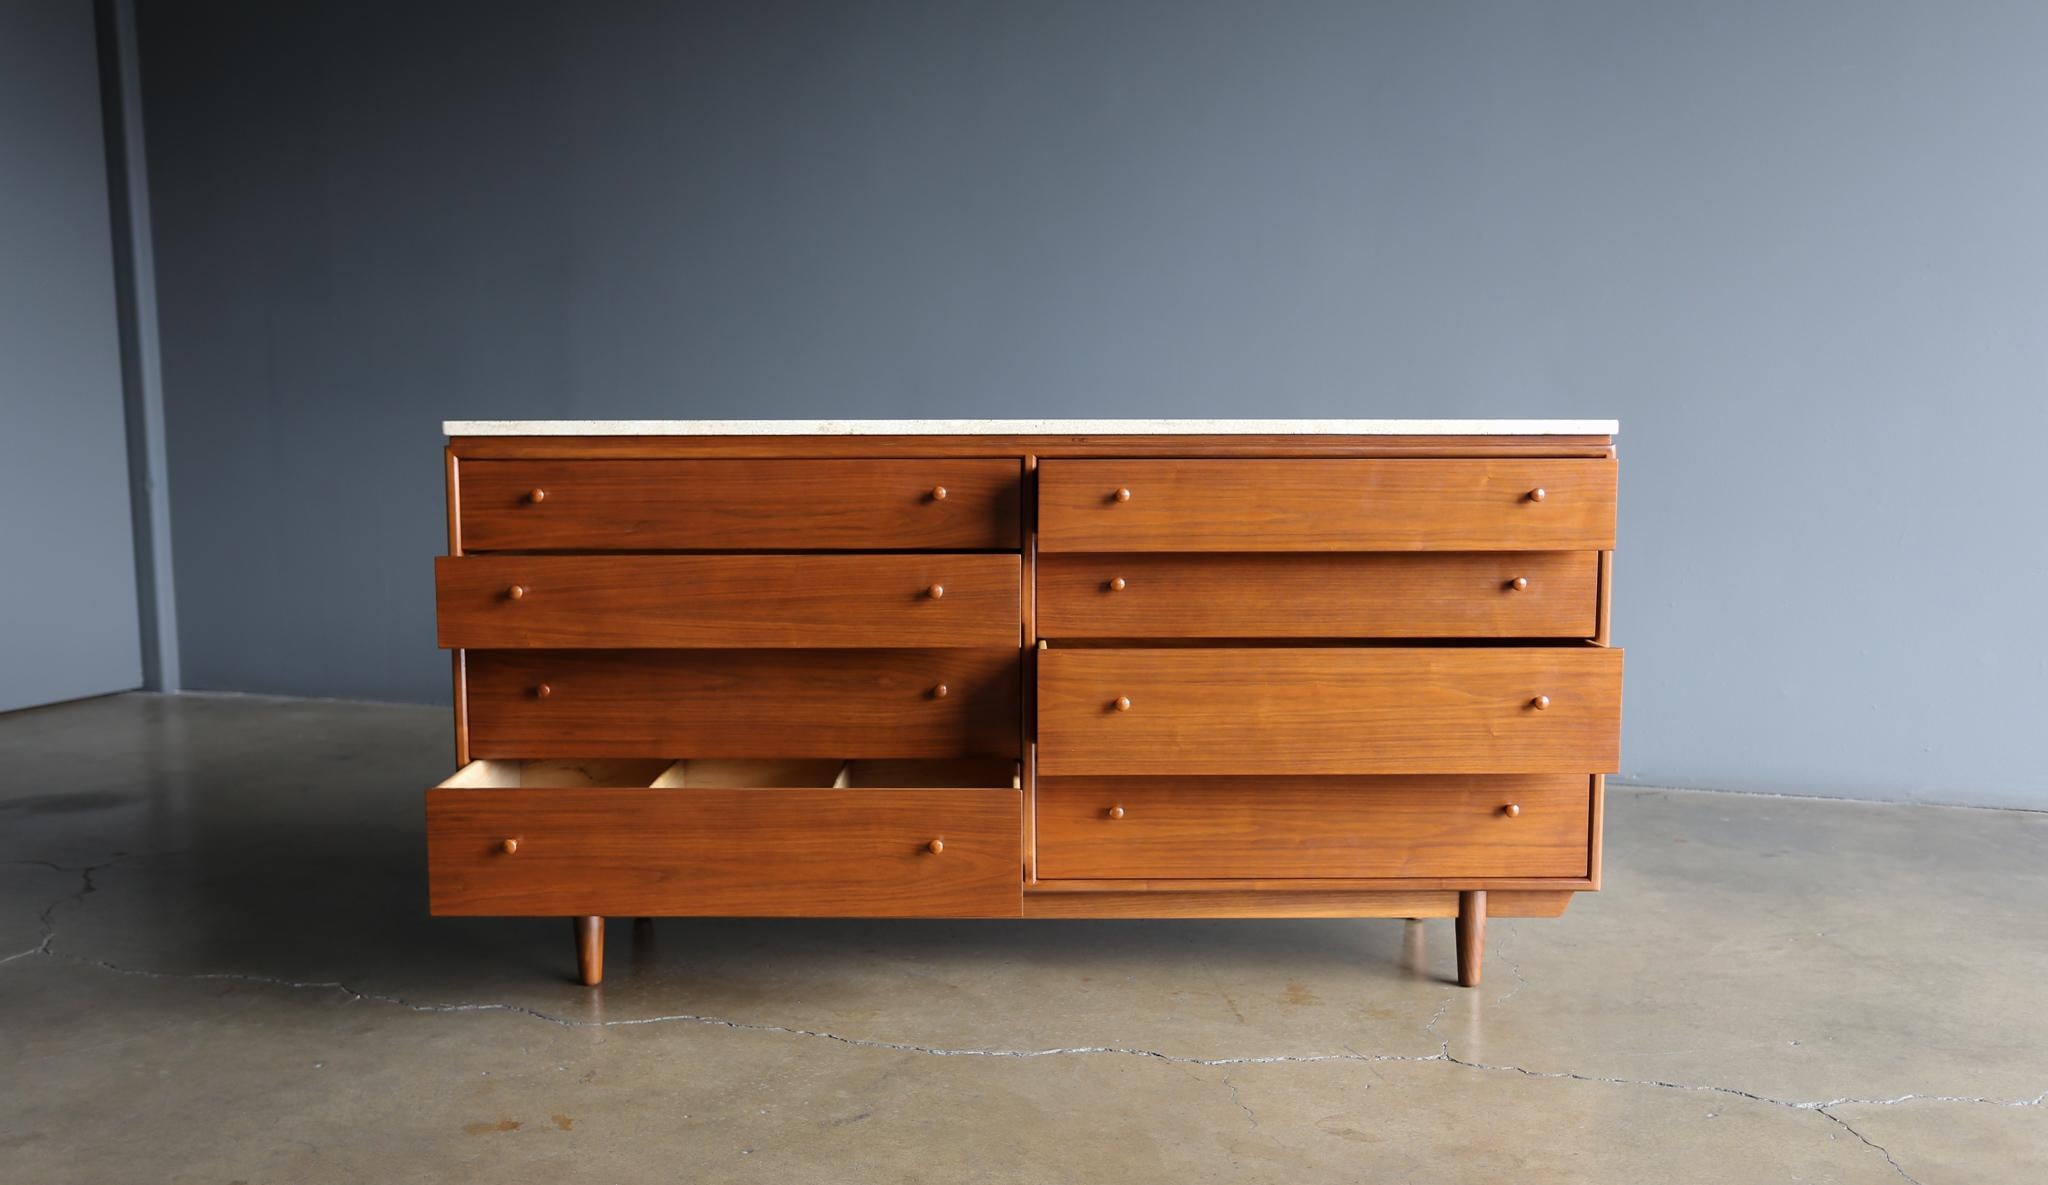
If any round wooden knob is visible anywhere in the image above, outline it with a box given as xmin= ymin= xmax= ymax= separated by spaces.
xmin=528 ymin=489 xmax=547 ymax=504
xmin=507 ymin=585 xmax=527 ymax=600
xmin=1109 ymin=576 xmax=1127 ymax=592
xmin=1509 ymin=576 xmax=1529 ymax=592
xmin=930 ymin=485 xmax=948 ymax=501
xmin=1114 ymin=696 xmax=1132 ymax=712
xmin=1114 ymin=487 xmax=1133 ymax=503
xmin=1530 ymin=694 xmax=1551 ymax=711
xmin=500 ymin=838 xmax=519 ymax=855
xmin=535 ymin=683 xmax=553 ymax=699
xmin=927 ymin=839 xmax=944 ymax=855
xmin=1108 ymin=805 xmax=1126 ymax=820
xmin=1502 ymin=803 xmax=1521 ymax=818
xmin=927 ymin=583 xmax=945 ymax=600
xmin=1527 ymin=487 xmax=1547 ymax=502
xmin=932 ymin=683 xmax=950 ymax=699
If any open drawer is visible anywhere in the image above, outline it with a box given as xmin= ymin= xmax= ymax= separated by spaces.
xmin=426 ymin=759 xmax=1022 ymax=918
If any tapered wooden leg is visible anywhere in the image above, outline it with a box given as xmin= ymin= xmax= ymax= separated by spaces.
xmin=574 ymin=916 xmax=604 ymax=986
xmin=1455 ymin=891 xmax=1486 ymax=987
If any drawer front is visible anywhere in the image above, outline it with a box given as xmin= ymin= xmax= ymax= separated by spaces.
xmin=438 ymin=554 xmax=1020 ymax=649
xmin=1037 ymin=647 xmax=1622 ymax=776
xmin=428 ymin=786 xmax=1021 ymax=916
xmin=1036 ymin=775 xmax=1590 ymax=879
xmin=1036 ymin=552 xmax=1597 ymax=639
xmin=466 ymin=649 xmax=1021 ymax=759
xmin=1037 ymin=459 xmax=1616 ymax=552
xmin=459 ymin=459 xmax=1022 ymax=551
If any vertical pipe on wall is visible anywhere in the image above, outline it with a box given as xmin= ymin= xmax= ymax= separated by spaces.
xmin=95 ymin=0 xmax=179 ymax=691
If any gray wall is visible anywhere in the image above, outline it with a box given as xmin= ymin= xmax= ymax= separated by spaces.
xmin=136 ymin=0 xmax=2048 ymax=807
xmin=0 ymin=0 xmax=143 ymax=712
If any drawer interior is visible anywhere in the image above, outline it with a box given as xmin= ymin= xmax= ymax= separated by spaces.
xmin=437 ymin=757 xmax=1019 ymax=790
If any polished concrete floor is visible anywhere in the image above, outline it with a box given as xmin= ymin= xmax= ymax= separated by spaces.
xmin=1 ymin=694 xmax=2042 ymax=1183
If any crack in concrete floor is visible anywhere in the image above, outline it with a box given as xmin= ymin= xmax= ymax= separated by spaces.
xmin=23 ymin=940 xmax=2048 ymax=1106
xmin=1489 ymin=923 xmax=1529 ymax=1004
xmin=1 ymin=857 xmax=116 ymax=966
xmin=1818 ymin=1109 xmax=1925 ymax=1185
xmin=9 ymin=853 xmax=2043 ymax=1185
xmin=1222 ymin=1075 xmax=1260 ymax=1129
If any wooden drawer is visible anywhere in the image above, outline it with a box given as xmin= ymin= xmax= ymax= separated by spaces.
xmin=1037 ymin=459 xmax=1616 ymax=552
xmin=438 ymin=554 xmax=1020 ymax=649
xmin=1036 ymin=552 xmax=1598 ymax=639
xmin=427 ymin=761 xmax=1021 ymax=916
xmin=458 ymin=459 xmax=1022 ymax=551
xmin=1035 ymin=775 xmax=1590 ymax=879
xmin=1036 ymin=646 xmax=1622 ymax=776
xmin=465 ymin=649 xmax=1022 ymax=759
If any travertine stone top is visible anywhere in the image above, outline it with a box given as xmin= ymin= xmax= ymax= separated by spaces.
xmin=444 ymin=419 xmax=1617 ymax=437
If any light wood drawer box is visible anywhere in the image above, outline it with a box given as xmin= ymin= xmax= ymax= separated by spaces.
xmin=438 ymin=554 xmax=1020 ymax=649
xmin=427 ymin=760 xmax=1021 ymax=917
xmin=1036 ymin=646 xmax=1622 ymax=776
xmin=465 ymin=649 xmax=1022 ymax=759
xmin=1036 ymin=551 xmax=1598 ymax=639
xmin=458 ymin=458 xmax=1022 ymax=551
xmin=1037 ymin=459 xmax=1616 ymax=552
xmin=1035 ymin=775 xmax=1590 ymax=879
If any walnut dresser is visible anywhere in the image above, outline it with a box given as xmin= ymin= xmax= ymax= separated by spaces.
xmin=430 ymin=419 xmax=1621 ymax=987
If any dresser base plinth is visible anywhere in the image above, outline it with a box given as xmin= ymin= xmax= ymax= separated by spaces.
xmin=1019 ymin=887 xmax=1575 ymax=920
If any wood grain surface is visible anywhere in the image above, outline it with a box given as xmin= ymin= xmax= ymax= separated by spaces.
xmin=431 ymin=432 xmax=1621 ymax=947
xmin=1038 ymin=459 xmax=1617 ymax=552
xmin=428 ymin=787 xmax=1022 ymax=916
xmin=1020 ymin=889 xmax=1457 ymax=918
xmin=437 ymin=554 xmax=1020 ymax=648
xmin=1035 ymin=774 xmax=1589 ymax=879
xmin=1015 ymin=884 xmax=1572 ymax=920
xmin=465 ymin=649 xmax=1022 ymax=758
xmin=1036 ymin=551 xmax=1598 ymax=638
xmin=1037 ymin=646 xmax=1622 ymax=775
xmin=459 ymin=458 xmax=1021 ymax=550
